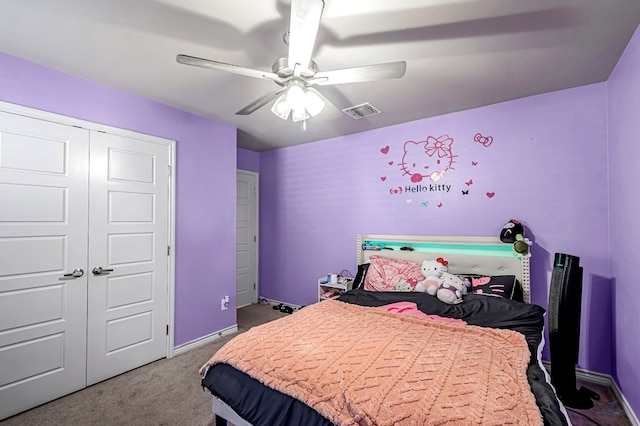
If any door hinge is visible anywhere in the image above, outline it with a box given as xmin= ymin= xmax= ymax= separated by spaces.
xmin=166 ymin=325 xmax=169 ymax=335
xmin=167 ymin=245 xmax=170 ymax=256
xmin=254 ymin=283 xmax=256 ymax=290
xmin=167 ymin=165 xmax=172 ymax=177
xmin=254 ymin=235 xmax=256 ymax=243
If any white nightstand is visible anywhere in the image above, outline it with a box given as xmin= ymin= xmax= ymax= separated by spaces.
xmin=318 ymin=277 xmax=353 ymax=302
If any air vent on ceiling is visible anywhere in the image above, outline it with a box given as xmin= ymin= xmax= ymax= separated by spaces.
xmin=341 ymin=102 xmax=382 ymax=120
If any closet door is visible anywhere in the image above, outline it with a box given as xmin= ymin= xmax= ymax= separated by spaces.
xmin=86 ymin=131 xmax=169 ymax=385
xmin=0 ymin=112 xmax=89 ymax=419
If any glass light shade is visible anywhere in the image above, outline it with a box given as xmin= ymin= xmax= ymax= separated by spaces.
xmin=291 ymin=104 xmax=310 ymax=122
xmin=286 ymin=84 xmax=305 ymax=106
xmin=270 ymin=93 xmax=291 ymax=120
xmin=303 ymin=89 xmax=325 ymax=117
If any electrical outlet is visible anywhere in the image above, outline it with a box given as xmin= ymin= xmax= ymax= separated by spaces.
xmin=221 ymin=295 xmax=230 ymax=311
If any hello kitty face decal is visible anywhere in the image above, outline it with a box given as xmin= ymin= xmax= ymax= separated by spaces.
xmin=400 ymin=135 xmax=457 ymax=183
xmin=379 ymin=132 xmax=498 ymax=206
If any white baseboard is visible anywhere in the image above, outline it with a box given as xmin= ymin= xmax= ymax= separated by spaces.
xmin=542 ymin=361 xmax=639 ymax=425
xmin=172 ymin=324 xmax=238 ymax=356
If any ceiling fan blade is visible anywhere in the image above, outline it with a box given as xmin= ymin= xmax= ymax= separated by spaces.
xmin=287 ymin=0 xmax=324 ymax=72
xmin=177 ymin=54 xmax=281 ymax=81
xmin=312 ymin=61 xmax=407 ymax=86
xmin=236 ymin=88 xmax=286 ymax=115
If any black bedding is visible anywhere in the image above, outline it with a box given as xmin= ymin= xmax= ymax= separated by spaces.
xmin=203 ymin=290 xmax=568 ymax=426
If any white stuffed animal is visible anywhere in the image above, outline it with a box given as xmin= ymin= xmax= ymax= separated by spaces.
xmin=436 ymin=272 xmax=468 ymax=304
xmin=414 ymin=258 xmax=448 ymax=295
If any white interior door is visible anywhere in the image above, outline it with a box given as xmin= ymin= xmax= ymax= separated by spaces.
xmin=86 ymin=132 xmax=169 ymax=385
xmin=0 ymin=112 xmax=89 ymax=419
xmin=236 ymin=171 xmax=258 ymax=308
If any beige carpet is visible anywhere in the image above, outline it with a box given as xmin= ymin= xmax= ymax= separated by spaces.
xmin=1 ymin=304 xmax=287 ymax=426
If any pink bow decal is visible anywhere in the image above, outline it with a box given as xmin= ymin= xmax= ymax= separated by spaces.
xmin=424 ymin=135 xmax=453 ymax=158
xmin=474 ymin=133 xmax=493 ymax=147
xmin=436 ymin=257 xmax=448 ymax=266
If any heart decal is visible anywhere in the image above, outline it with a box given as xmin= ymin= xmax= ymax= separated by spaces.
xmin=380 ymin=146 xmax=390 ymax=154
xmin=380 ymin=176 xmax=387 ymax=181
xmin=388 ymin=161 xmax=394 ymax=165
xmin=486 ymin=192 xmax=495 ymax=198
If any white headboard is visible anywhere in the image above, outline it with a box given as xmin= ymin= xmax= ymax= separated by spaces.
xmin=357 ymin=234 xmax=531 ymax=303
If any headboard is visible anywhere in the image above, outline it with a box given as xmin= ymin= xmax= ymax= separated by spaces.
xmin=357 ymin=234 xmax=531 ymax=303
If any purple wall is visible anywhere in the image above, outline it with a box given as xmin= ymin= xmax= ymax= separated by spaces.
xmin=237 ymin=147 xmax=260 ymax=172
xmin=607 ymin=25 xmax=640 ymax=415
xmin=0 ymin=52 xmax=238 ymax=347
xmin=260 ymin=83 xmax=612 ymax=375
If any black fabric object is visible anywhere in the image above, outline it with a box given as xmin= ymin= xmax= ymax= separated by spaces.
xmin=527 ymin=363 xmax=570 ymax=426
xmin=339 ymin=290 xmax=544 ymax=362
xmin=458 ymin=274 xmax=523 ymax=301
xmin=500 ymin=219 xmax=525 ymax=243
xmin=202 ymin=290 xmax=568 ymax=426
xmin=202 ymin=363 xmax=334 ymax=426
xmin=351 ymin=263 xmax=370 ymax=290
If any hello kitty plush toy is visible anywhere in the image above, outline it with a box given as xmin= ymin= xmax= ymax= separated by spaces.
xmin=436 ymin=272 xmax=468 ymax=304
xmin=414 ymin=258 xmax=448 ymax=295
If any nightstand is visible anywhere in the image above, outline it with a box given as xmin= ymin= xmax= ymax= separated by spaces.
xmin=318 ymin=277 xmax=353 ymax=302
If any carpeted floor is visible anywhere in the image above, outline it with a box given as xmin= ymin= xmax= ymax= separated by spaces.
xmin=565 ymin=379 xmax=633 ymax=426
xmin=1 ymin=303 xmax=287 ymax=426
xmin=1 ymin=303 xmax=634 ymax=425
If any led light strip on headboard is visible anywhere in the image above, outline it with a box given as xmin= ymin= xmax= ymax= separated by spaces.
xmin=357 ymin=234 xmax=531 ymax=303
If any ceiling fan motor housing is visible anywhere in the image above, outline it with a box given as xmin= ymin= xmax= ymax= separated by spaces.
xmin=272 ymin=57 xmax=318 ymax=80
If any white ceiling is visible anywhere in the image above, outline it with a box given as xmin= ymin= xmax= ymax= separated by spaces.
xmin=1 ymin=0 xmax=639 ymax=152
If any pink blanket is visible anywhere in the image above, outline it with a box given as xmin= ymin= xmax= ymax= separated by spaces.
xmin=377 ymin=301 xmax=467 ymax=324
xmin=211 ymin=300 xmax=542 ymax=425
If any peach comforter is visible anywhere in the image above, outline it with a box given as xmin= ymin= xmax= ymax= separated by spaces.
xmin=210 ymin=300 xmax=542 ymax=425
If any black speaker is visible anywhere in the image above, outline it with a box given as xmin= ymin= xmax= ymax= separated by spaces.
xmin=548 ymin=253 xmax=598 ymax=408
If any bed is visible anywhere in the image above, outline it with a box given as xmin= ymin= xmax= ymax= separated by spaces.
xmin=200 ymin=235 xmax=570 ymax=426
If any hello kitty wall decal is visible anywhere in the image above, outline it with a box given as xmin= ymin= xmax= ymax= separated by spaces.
xmin=379 ymin=132 xmax=496 ymax=208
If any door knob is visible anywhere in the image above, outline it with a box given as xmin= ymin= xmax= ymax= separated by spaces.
xmin=92 ymin=266 xmax=114 ymax=275
xmin=63 ymin=268 xmax=84 ymax=278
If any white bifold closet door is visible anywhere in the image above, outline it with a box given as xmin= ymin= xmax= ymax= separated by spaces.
xmin=0 ymin=111 xmax=169 ymax=419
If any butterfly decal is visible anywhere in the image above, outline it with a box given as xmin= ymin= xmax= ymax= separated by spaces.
xmin=472 ymin=161 xmax=478 ymax=166
xmin=420 ymin=201 xmax=428 ymax=208
xmin=465 ymin=179 xmax=473 ymax=186
xmin=462 ymin=190 xmax=469 ymax=195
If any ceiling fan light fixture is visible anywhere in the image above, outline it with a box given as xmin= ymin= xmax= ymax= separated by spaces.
xmin=291 ymin=104 xmax=310 ymax=122
xmin=271 ymin=80 xmax=323 ymax=122
xmin=271 ymin=93 xmax=291 ymax=120
xmin=304 ymin=88 xmax=325 ymax=117
xmin=286 ymin=83 xmax=305 ymax=105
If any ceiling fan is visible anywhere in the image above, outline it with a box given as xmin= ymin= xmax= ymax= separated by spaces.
xmin=176 ymin=0 xmax=407 ymax=122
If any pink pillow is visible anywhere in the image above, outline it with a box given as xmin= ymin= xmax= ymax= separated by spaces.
xmin=364 ymin=255 xmax=423 ymax=291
